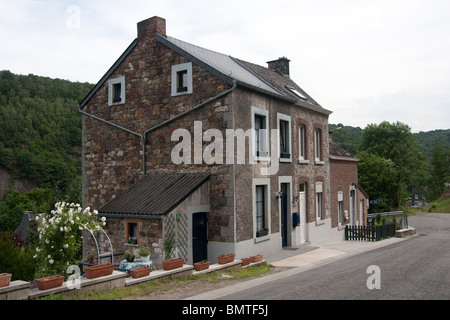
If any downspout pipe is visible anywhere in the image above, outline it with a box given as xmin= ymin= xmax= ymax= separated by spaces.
xmin=78 ymin=81 xmax=236 ymax=176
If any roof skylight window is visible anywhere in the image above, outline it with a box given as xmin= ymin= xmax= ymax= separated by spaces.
xmin=286 ymin=86 xmax=308 ymax=100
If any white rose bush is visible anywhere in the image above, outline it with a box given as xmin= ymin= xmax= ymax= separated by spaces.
xmin=34 ymin=202 xmax=105 ymax=278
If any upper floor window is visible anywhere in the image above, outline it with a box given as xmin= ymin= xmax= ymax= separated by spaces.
xmin=277 ymin=113 xmax=291 ymax=161
xmin=298 ymin=124 xmax=308 ymax=163
xmin=314 ymin=128 xmax=323 ymax=163
xmin=171 ymin=62 xmax=193 ymax=96
xmin=252 ymin=107 xmax=269 ymax=159
xmin=108 ymin=76 xmax=125 ymax=106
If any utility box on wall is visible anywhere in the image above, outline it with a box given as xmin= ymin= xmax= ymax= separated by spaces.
xmin=292 ymin=212 xmax=300 ymax=227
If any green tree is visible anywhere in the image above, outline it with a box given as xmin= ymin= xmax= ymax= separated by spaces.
xmin=427 ymin=141 xmax=450 ymax=200
xmin=356 ymin=151 xmax=402 ymax=212
xmin=359 ymin=121 xmax=429 ymax=200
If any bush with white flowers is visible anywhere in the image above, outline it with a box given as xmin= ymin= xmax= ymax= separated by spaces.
xmin=34 ymin=202 xmax=105 ymax=278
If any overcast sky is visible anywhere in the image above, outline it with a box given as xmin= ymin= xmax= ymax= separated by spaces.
xmin=1 ymin=0 xmax=449 ymax=133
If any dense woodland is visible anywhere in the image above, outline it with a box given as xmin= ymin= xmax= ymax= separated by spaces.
xmin=0 ymin=71 xmax=448 ymax=231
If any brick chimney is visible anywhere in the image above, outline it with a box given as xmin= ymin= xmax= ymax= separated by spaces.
xmin=137 ymin=16 xmax=166 ymax=43
xmin=267 ymin=57 xmax=290 ymax=76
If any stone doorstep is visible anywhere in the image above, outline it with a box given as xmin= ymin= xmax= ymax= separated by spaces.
xmin=395 ymin=227 xmax=417 ymax=238
xmin=27 ymin=271 xmax=127 ymax=300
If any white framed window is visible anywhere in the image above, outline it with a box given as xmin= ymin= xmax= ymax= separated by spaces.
xmin=277 ymin=113 xmax=292 ymax=162
xmin=253 ymin=178 xmax=271 ymax=241
xmin=108 ymin=76 xmax=125 ymax=106
xmin=298 ymin=124 xmax=309 ymax=164
xmin=251 ymin=106 xmax=269 ymax=160
xmin=314 ymin=128 xmax=323 ymax=164
xmin=338 ymin=191 xmax=344 ymax=225
xmin=315 ymin=181 xmax=324 ymax=221
xmin=171 ymin=62 xmax=193 ymax=96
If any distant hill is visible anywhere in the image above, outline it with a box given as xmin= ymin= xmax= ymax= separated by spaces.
xmin=329 ymin=123 xmax=449 ymax=158
xmin=0 ymin=70 xmax=93 ymax=202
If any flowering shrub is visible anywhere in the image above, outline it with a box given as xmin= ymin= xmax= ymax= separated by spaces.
xmin=34 ymin=202 xmax=105 ymax=278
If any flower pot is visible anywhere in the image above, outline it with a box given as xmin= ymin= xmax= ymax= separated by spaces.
xmin=140 ymin=255 xmax=150 ymax=262
xmin=250 ymin=254 xmax=263 ymax=263
xmin=84 ymin=263 xmax=115 ymax=279
xmin=36 ymin=275 xmax=64 ymax=290
xmin=126 ymin=256 xmax=135 ymax=263
xmin=240 ymin=257 xmax=251 ymax=267
xmin=130 ymin=266 xmax=151 ymax=278
xmin=217 ymin=254 xmax=235 ymax=264
xmin=194 ymin=261 xmax=210 ymax=271
xmin=0 ymin=273 xmax=12 ymax=288
xmin=162 ymin=258 xmax=185 ymax=271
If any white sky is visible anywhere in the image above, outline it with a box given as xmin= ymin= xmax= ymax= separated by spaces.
xmin=0 ymin=0 xmax=449 ymax=133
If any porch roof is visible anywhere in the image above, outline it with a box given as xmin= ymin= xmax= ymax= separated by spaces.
xmin=99 ymin=172 xmax=210 ymax=218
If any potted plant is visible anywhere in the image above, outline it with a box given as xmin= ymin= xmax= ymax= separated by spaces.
xmin=124 ymin=251 xmax=135 ymax=262
xmin=36 ymin=275 xmax=64 ymax=290
xmin=0 ymin=273 xmax=12 ymax=288
xmin=128 ymin=236 xmax=137 ymax=245
xmin=250 ymin=254 xmax=263 ymax=263
xmin=194 ymin=260 xmax=210 ymax=271
xmin=217 ymin=253 xmax=235 ymax=264
xmin=162 ymin=257 xmax=185 ymax=271
xmin=138 ymin=248 xmax=151 ymax=262
xmin=84 ymin=263 xmax=115 ymax=279
xmin=240 ymin=257 xmax=251 ymax=267
xmin=256 ymin=227 xmax=269 ymax=237
xmin=130 ymin=266 xmax=151 ymax=278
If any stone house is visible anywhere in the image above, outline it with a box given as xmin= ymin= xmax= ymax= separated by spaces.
xmin=79 ymin=16 xmax=350 ymax=267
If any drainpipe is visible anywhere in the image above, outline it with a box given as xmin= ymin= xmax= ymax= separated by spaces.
xmin=79 ymin=81 xmax=236 ymax=176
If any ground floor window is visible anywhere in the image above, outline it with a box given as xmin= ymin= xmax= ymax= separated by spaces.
xmin=256 ymin=185 xmax=268 ymax=237
xmin=316 ymin=181 xmax=324 ymax=220
xmin=126 ymin=220 xmax=139 ymax=244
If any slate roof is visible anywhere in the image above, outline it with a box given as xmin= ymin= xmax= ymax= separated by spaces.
xmin=329 ymin=141 xmax=359 ymax=161
xmin=79 ymin=31 xmax=332 ymax=116
xmin=99 ymin=172 xmax=210 ymax=218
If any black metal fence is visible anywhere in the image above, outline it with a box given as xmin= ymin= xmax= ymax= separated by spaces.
xmin=345 ymin=223 xmax=396 ymax=242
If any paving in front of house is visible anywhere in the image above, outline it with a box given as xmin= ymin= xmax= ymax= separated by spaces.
xmin=186 ymin=232 xmax=416 ymax=300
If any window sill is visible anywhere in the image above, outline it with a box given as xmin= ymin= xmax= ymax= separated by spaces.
xmin=298 ymin=159 xmax=310 ymax=165
xmin=315 ymin=160 xmax=325 ymax=165
xmin=315 ymin=220 xmax=325 ymax=226
xmin=254 ymin=235 xmax=270 ymax=243
xmin=279 ymin=157 xmax=292 ymax=163
xmin=254 ymin=156 xmax=271 ymax=163
xmin=125 ymin=243 xmax=139 ymax=247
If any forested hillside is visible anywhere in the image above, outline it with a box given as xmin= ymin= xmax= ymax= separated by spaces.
xmin=329 ymin=123 xmax=449 ymax=158
xmin=0 ymin=70 xmax=93 ymax=203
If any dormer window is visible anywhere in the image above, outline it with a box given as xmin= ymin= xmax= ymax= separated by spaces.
xmin=108 ymin=76 xmax=125 ymax=106
xmin=171 ymin=62 xmax=193 ymax=96
xmin=286 ymin=86 xmax=308 ymax=100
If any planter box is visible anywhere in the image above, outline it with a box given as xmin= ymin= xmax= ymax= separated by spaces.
xmin=240 ymin=257 xmax=251 ymax=267
xmin=84 ymin=263 xmax=115 ymax=279
xmin=0 ymin=273 xmax=12 ymax=288
xmin=130 ymin=266 xmax=151 ymax=279
xmin=194 ymin=261 xmax=210 ymax=271
xmin=36 ymin=275 xmax=64 ymax=290
xmin=250 ymin=254 xmax=263 ymax=263
xmin=217 ymin=254 xmax=235 ymax=265
xmin=162 ymin=258 xmax=185 ymax=271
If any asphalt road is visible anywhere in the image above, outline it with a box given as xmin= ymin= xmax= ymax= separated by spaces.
xmin=216 ymin=213 xmax=450 ymax=300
